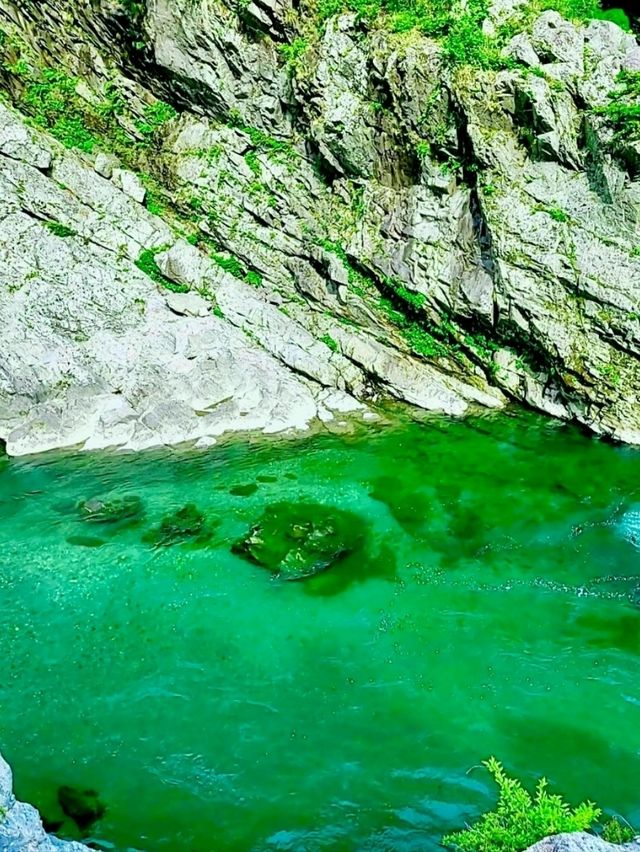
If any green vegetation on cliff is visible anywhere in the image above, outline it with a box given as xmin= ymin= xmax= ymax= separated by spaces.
xmin=287 ymin=0 xmax=632 ymax=72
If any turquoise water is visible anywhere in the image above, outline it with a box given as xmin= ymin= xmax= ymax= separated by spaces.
xmin=0 ymin=410 xmax=639 ymax=850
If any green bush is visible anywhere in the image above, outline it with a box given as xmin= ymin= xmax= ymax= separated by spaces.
xmin=285 ymin=0 xmax=620 ymax=70
xmin=443 ymin=758 xmax=601 ymax=852
xmin=211 ymin=252 xmax=247 ymax=279
xmin=21 ymin=69 xmax=99 ymax=152
xmin=135 ymin=100 xmax=177 ymax=142
xmin=599 ymin=70 xmax=640 ymax=146
xmin=538 ymin=0 xmax=601 ymax=18
xmin=602 ymin=817 xmax=636 ymax=844
xmin=594 ymin=7 xmax=631 ymax=30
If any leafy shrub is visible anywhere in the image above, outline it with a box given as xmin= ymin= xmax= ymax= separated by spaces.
xmin=284 ymin=0 xmax=622 ymax=70
xmin=538 ymin=0 xmax=595 ymax=16
xmin=279 ymin=37 xmax=309 ymax=73
xmin=442 ymin=758 xmax=601 ymax=852
xmin=403 ymin=322 xmax=449 ymax=357
xmin=601 ymin=816 xmax=636 ymax=844
xmin=135 ymin=100 xmax=177 ymax=141
xmin=599 ymin=70 xmax=640 ymax=146
xmin=594 ymin=7 xmax=631 ymax=30
xmin=244 ymin=269 xmax=263 ymax=287
xmin=211 ymin=252 xmax=247 ymax=279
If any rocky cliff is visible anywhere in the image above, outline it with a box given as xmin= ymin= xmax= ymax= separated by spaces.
xmin=0 ymin=0 xmax=639 ymax=454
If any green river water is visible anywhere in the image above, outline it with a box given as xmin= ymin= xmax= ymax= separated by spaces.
xmin=1 ymin=410 xmax=639 ymax=851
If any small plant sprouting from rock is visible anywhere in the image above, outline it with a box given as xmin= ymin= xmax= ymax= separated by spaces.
xmin=211 ymin=252 xmax=246 ymax=278
xmin=211 ymin=251 xmax=263 ymax=286
xmin=442 ymin=757 xmax=601 ymax=852
xmin=320 ymin=333 xmax=339 ymax=352
xmin=21 ymin=68 xmax=101 ymax=152
xmin=245 ymin=269 xmax=263 ymax=287
xmin=599 ymin=70 xmax=640 ymax=152
xmin=538 ymin=204 xmax=572 ymax=224
xmin=135 ymin=100 xmax=178 ymax=142
xmin=279 ymin=37 xmax=309 ymax=74
xmin=44 ymin=220 xmax=77 ymax=238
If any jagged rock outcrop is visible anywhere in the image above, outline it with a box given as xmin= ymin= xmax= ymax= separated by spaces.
xmin=0 ymin=753 xmax=90 ymax=851
xmin=525 ymin=832 xmax=640 ymax=851
xmin=0 ymin=0 xmax=639 ymax=453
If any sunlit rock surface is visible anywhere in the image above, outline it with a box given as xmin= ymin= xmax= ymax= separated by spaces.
xmin=0 ymin=0 xmax=639 ymax=453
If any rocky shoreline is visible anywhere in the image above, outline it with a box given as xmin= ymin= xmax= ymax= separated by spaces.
xmin=0 ymin=754 xmax=90 ymax=851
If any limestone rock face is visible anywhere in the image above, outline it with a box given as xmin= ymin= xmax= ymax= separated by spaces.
xmin=0 ymin=753 xmax=90 ymax=851
xmin=525 ymin=833 xmax=640 ymax=852
xmin=0 ymin=0 xmax=639 ymax=452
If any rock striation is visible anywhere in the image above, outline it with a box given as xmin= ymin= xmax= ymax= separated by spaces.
xmin=0 ymin=0 xmax=639 ymax=453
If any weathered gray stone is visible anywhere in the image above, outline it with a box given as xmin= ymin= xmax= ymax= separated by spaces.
xmin=111 ymin=167 xmax=146 ymax=203
xmin=525 ymin=833 xmax=640 ymax=852
xmin=93 ymin=151 xmax=119 ymax=179
xmin=165 ymin=290 xmax=210 ymax=317
xmin=0 ymin=120 xmax=364 ymax=455
xmin=0 ymin=103 xmax=53 ymax=170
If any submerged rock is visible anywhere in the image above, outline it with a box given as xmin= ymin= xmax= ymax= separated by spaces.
xmin=229 ymin=483 xmax=259 ymax=497
xmin=78 ymin=495 xmax=143 ymax=525
xmin=144 ymin=503 xmax=217 ymax=547
xmin=232 ymin=502 xmax=365 ymax=580
xmin=66 ymin=535 xmax=107 ymax=548
xmin=57 ymin=785 xmax=105 ymax=832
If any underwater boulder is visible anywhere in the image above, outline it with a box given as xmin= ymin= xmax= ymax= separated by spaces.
xmin=57 ymin=785 xmax=105 ymax=831
xmin=229 ymin=483 xmax=259 ymax=497
xmin=78 ymin=495 xmax=143 ymax=525
xmin=232 ymin=502 xmax=365 ymax=580
xmin=144 ymin=503 xmax=217 ymax=547
xmin=66 ymin=535 xmax=107 ymax=549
